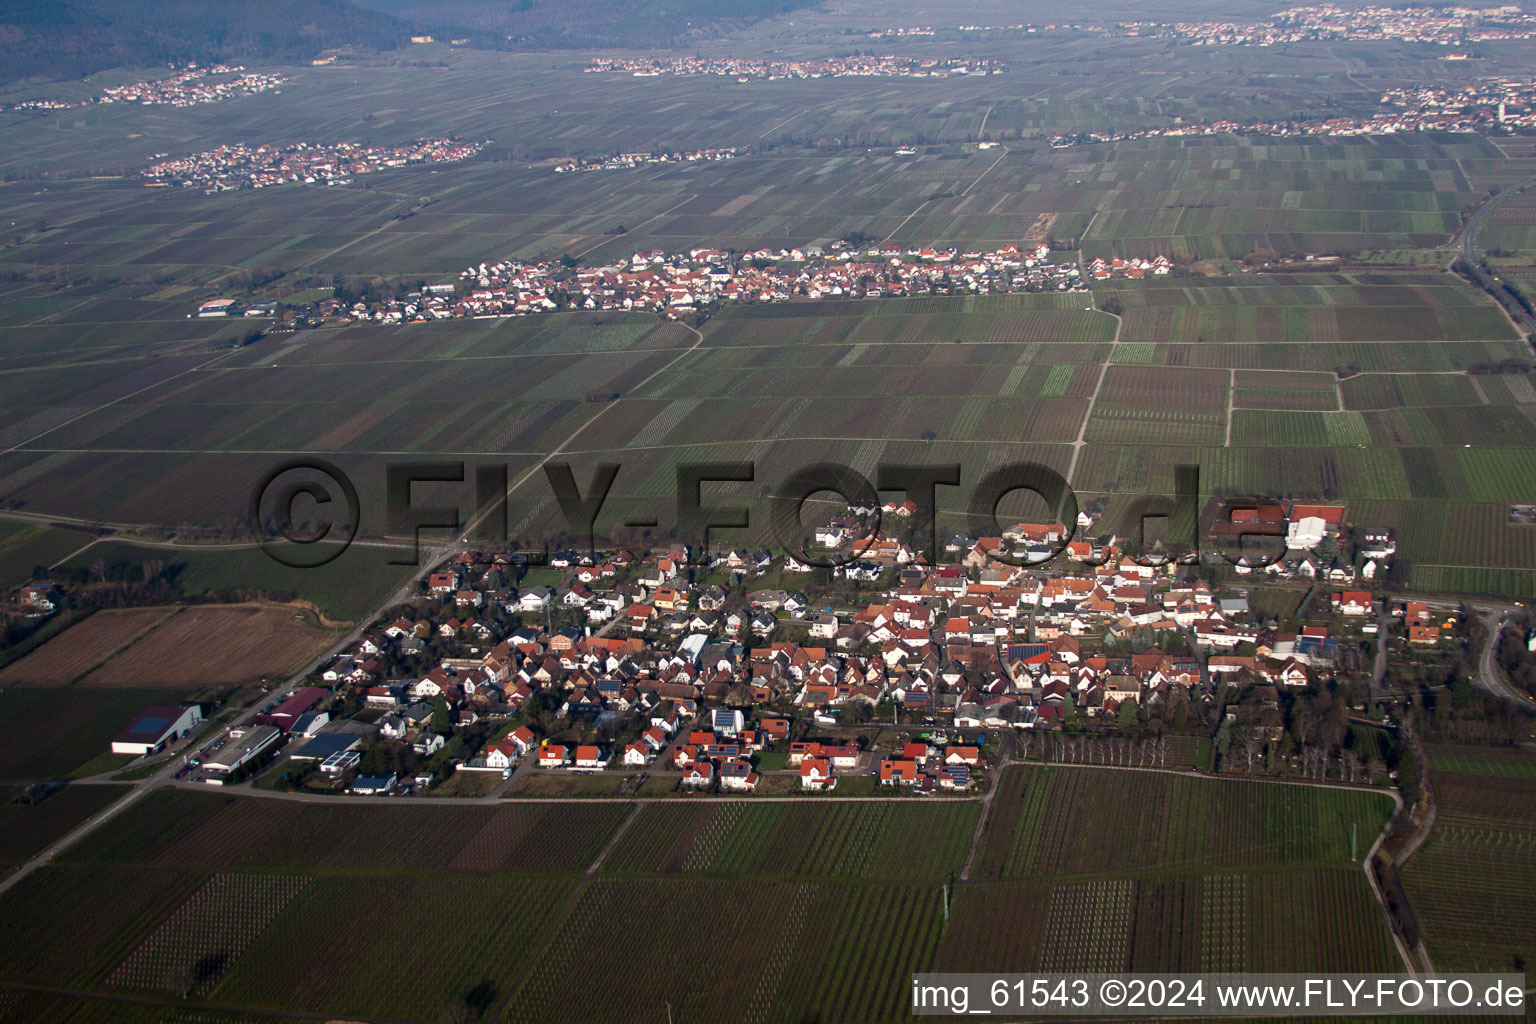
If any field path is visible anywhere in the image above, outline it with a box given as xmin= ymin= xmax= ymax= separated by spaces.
xmin=0 ymin=353 xmax=227 ymax=459
xmin=570 ymin=193 xmax=697 ymax=260
xmin=883 ymin=145 xmax=1010 ymax=242
xmin=490 ymin=800 xmax=669 ymax=1023
xmin=759 ymin=108 xmax=809 ymax=139
xmin=48 ymin=535 xmax=101 ymax=570
xmin=292 ymin=192 xmax=439 ymax=271
xmin=976 ymin=103 xmax=994 ymax=139
xmin=0 ymin=777 xmax=154 ymax=900
xmin=1064 ymin=304 xmax=1122 ymax=488
xmin=0 ymin=540 xmax=453 ymax=898
xmin=585 ymin=801 xmax=642 ymax=873
xmin=959 ymin=732 xmax=1012 ymax=880
xmin=460 ymin=317 xmax=707 ymax=540
xmin=1037 ymin=758 xmax=1413 ymax=972
xmin=1224 ymin=367 xmax=1235 ymax=446
xmin=882 ymin=196 xmax=938 ymax=244
xmin=959 ymin=144 xmax=1009 ymax=198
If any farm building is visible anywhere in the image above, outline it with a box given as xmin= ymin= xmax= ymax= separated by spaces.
xmin=320 ymin=750 xmax=362 ymax=775
xmin=111 ymin=703 xmax=204 ymax=755
xmin=197 ymin=297 xmax=236 ymax=317
xmin=202 ymin=725 xmax=281 ymax=782
xmin=351 ymin=773 xmax=398 ymax=795
xmin=256 ymin=687 xmax=328 ymax=731
xmin=289 ymin=732 xmax=360 ymax=762
xmin=290 ymin=711 xmax=329 ymax=737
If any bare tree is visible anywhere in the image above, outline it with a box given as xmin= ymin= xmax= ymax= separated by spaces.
xmin=1242 ymin=733 xmax=1264 ymax=774
xmin=1341 ymin=750 xmax=1360 ymax=784
xmin=1366 ymin=756 xmax=1386 ymax=783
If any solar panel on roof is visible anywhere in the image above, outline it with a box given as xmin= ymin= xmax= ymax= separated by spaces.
xmin=293 ymin=734 xmax=358 ymax=759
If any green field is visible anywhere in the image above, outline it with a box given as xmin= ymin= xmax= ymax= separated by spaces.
xmin=0 ymin=687 xmax=190 ymax=780
xmin=0 ymin=70 xmax=1529 ymax=605
xmin=0 ymin=767 xmax=1415 ymax=1022
xmin=0 ymin=267 xmax=1527 ymax=596
xmin=603 ymin=800 xmax=979 ymax=879
xmin=1401 ymin=753 xmax=1536 ymax=973
xmin=1424 ymin=744 xmax=1536 ymax=779
xmin=972 ymin=765 xmax=1394 ymax=880
xmin=57 ymin=541 xmax=416 ymax=622
xmin=0 ymin=783 xmax=121 ymax=866
xmin=0 ymin=521 xmax=93 ymax=585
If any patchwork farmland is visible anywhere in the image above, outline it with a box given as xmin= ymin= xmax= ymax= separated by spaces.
xmin=3 ymin=11 xmax=1536 ymax=1024
xmin=0 ymin=766 xmax=1412 ymax=1022
xmin=1 ymin=249 xmax=1528 ymax=590
xmin=0 ymin=72 xmax=1532 ymax=592
xmin=934 ymin=869 xmax=1399 ymax=975
xmin=0 ymin=606 xmax=176 ymax=686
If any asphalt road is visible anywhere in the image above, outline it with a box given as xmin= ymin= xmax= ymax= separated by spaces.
xmin=1457 ymin=172 xmax=1536 ymax=338
xmin=1417 ymin=598 xmax=1536 ymax=714
xmin=1473 ymin=605 xmax=1536 ymax=712
xmin=0 ymin=543 xmax=457 ymax=897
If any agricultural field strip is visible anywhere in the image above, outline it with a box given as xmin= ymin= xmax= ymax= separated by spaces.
xmin=0 ymin=707 xmax=1417 ymax=1011
xmin=1066 ymin=307 xmax=1122 ymax=487
xmin=971 ymin=764 xmax=1412 ymax=970
xmin=0 ymin=607 xmax=174 ymax=687
xmin=999 ymin=762 xmax=1400 ymax=876
xmin=461 ymin=321 xmax=708 ymax=539
xmin=1225 ymin=368 xmax=1234 ymax=446
xmin=1399 ymin=766 xmax=1536 ymax=973
xmin=15 ymin=370 xmax=1521 ymax=456
xmin=0 ymin=352 xmax=232 ymax=459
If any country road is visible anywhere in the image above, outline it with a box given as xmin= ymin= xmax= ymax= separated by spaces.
xmin=1461 ymin=173 xmax=1536 ymax=265
xmin=1472 ymin=605 xmax=1536 ymax=712
xmin=1417 ymin=598 xmax=1536 ymax=714
xmin=1456 ymin=171 xmax=1536 ymax=341
xmin=0 ymin=542 xmax=456 ymax=899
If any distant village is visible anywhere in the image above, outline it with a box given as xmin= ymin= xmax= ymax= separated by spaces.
xmin=1049 ymin=76 xmax=1536 ymax=147
xmin=861 ymin=5 xmax=1536 ymax=47
xmin=196 ymin=242 xmax=1180 ymax=325
xmin=83 ymin=493 xmax=1447 ymax=796
xmin=1146 ymin=4 xmax=1536 ymax=47
xmin=551 ymin=147 xmax=739 ymax=174
xmin=583 ymin=55 xmax=1005 ymax=80
xmin=141 ymin=137 xmax=488 ymax=192
xmin=5 ymin=64 xmax=285 ymax=112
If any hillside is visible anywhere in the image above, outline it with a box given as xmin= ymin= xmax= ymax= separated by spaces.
xmin=351 ymin=0 xmax=822 ymax=50
xmin=0 ymin=0 xmax=415 ymax=84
